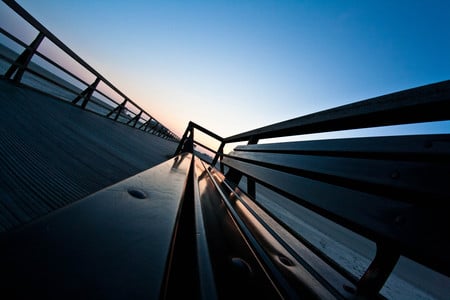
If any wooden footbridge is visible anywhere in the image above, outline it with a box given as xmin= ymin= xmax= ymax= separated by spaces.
xmin=1 ymin=1 xmax=449 ymax=299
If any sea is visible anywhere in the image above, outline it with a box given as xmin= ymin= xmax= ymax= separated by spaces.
xmin=1 ymin=45 xmax=449 ymax=299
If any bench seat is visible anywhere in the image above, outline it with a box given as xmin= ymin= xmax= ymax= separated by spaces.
xmin=0 ymin=154 xmax=192 ymax=299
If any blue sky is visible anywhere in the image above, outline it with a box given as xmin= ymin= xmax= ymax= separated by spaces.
xmin=2 ymin=0 xmax=450 ymax=144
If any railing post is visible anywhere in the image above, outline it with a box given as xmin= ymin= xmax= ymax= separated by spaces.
xmin=183 ymin=128 xmax=194 ymax=153
xmin=174 ymin=123 xmax=193 ymax=156
xmin=127 ymin=111 xmax=143 ymax=127
xmin=144 ymin=120 xmax=152 ymax=131
xmin=106 ymin=99 xmax=127 ymax=121
xmin=211 ymin=142 xmax=225 ymax=169
xmin=154 ymin=125 xmax=163 ymax=137
xmin=72 ymin=77 xmax=101 ymax=109
xmin=4 ymin=32 xmax=45 ymax=83
xmin=246 ymin=136 xmax=259 ymax=198
xmin=138 ymin=118 xmax=151 ymax=130
xmin=147 ymin=124 xmax=156 ymax=134
xmin=151 ymin=123 xmax=159 ymax=132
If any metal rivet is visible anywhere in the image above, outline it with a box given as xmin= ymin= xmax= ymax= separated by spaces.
xmin=278 ymin=255 xmax=294 ymax=266
xmin=128 ymin=189 xmax=147 ymax=199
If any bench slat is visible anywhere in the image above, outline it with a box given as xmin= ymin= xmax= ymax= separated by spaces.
xmin=235 ymin=134 xmax=450 ymax=158
xmin=226 ymin=150 xmax=449 ymax=202
xmin=221 ymin=156 xmax=450 ymax=277
xmin=0 ymin=154 xmax=193 ymax=299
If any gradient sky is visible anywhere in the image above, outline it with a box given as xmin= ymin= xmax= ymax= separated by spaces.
xmin=2 ymin=0 xmax=450 ymax=146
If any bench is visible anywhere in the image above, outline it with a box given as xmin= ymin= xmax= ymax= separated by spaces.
xmin=173 ymin=79 xmax=450 ymax=298
xmin=1 ymin=80 xmax=450 ymax=299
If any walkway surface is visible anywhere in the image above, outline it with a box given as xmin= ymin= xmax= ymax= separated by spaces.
xmin=0 ymin=79 xmax=178 ymax=231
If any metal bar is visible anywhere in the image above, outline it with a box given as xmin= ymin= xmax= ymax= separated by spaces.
xmin=233 ymin=133 xmax=450 ymax=157
xmin=154 ymin=126 xmax=163 ymax=137
xmin=3 ymin=0 xmax=174 ymax=138
xmin=190 ymin=121 xmax=224 ymax=142
xmin=138 ymin=119 xmax=150 ymax=130
xmin=110 ymin=100 xmax=127 ymax=121
xmin=174 ymin=124 xmax=193 ymax=156
xmin=127 ymin=111 xmax=142 ymax=127
xmin=225 ymin=80 xmax=450 ymax=143
xmin=356 ymin=245 xmax=399 ymax=297
xmin=33 ymin=50 xmax=91 ymax=91
xmin=246 ymin=137 xmax=259 ymax=198
xmin=0 ymin=26 xmax=28 ymax=48
xmin=33 ymin=49 xmax=123 ymax=111
xmin=4 ymin=32 xmax=45 ymax=82
xmin=201 ymin=165 xmax=297 ymax=299
xmin=247 ymin=175 xmax=256 ymax=198
xmin=149 ymin=123 xmax=159 ymax=134
xmin=193 ymin=140 xmax=217 ymax=156
xmin=145 ymin=120 xmax=155 ymax=131
xmin=225 ymin=148 xmax=450 ymax=202
xmin=77 ymin=77 xmax=100 ymax=109
xmin=80 ymin=78 xmax=100 ymax=109
xmin=185 ymin=128 xmax=194 ymax=153
xmin=18 ymin=65 xmax=79 ymax=98
xmin=2 ymin=7 xmax=120 ymax=113
xmin=211 ymin=142 xmax=225 ymax=168
xmin=2 ymin=0 xmax=125 ymax=101
xmin=4 ymin=52 xmax=107 ymax=112
xmin=221 ymin=155 xmax=450 ymax=277
xmin=191 ymin=159 xmax=218 ymax=299
xmin=106 ymin=99 xmax=125 ymax=118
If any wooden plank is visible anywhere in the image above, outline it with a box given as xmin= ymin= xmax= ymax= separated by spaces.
xmin=192 ymin=158 xmax=218 ymax=299
xmin=221 ymin=156 xmax=450 ymax=277
xmin=234 ymin=134 xmax=450 ymax=158
xmin=226 ymin=150 xmax=450 ymax=202
xmin=225 ymin=80 xmax=450 ymax=143
xmin=0 ymin=154 xmax=192 ymax=299
xmin=0 ymin=79 xmax=177 ymax=231
xmin=195 ymin=159 xmax=291 ymax=299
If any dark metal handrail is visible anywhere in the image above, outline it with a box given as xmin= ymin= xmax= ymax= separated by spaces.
xmin=176 ymin=79 xmax=450 ymax=165
xmin=175 ymin=79 xmax=450 ymax=299
xmin=225 ymin=80 xmax=450 ymax=143
xmin=1 ymin=0 xmax=178 ymax=141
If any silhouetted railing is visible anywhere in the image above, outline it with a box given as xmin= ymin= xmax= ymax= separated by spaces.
xmin=0 ymin=0 xmax=178 ymax=141
xmin=175 ymin=80 xmax=450 ymax=298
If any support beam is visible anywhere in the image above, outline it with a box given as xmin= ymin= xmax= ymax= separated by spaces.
xmin=72 ymin=77 xmax=100 ymax=109
xmin=4 ymin=32 xmax=45 ymax=83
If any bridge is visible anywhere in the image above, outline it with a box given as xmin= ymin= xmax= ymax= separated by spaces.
xmin=1 ymin=1 xmax=449 ymax=299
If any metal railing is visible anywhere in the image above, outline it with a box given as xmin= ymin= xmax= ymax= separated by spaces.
xmin=174 ymin=79 xmax=450 ymax=298
xmin=176 ymin=79 xmax=450 ymax=166
xmin=0 ymin=0 xmax=178 ymax=141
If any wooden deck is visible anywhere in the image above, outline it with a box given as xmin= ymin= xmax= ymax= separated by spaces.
xmin=0 ymin=79 xmax=177 ymax=231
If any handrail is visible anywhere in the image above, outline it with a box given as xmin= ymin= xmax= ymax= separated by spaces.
xmin=1 ymin=0 xmax=178 ymax=141
xmin=175 ymin=80 xmax=450 ymax=299
xmin=176 ymin=79 xmax=450 ymax=166
xmin=224 ymin=80 xmax=450 ymax=143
